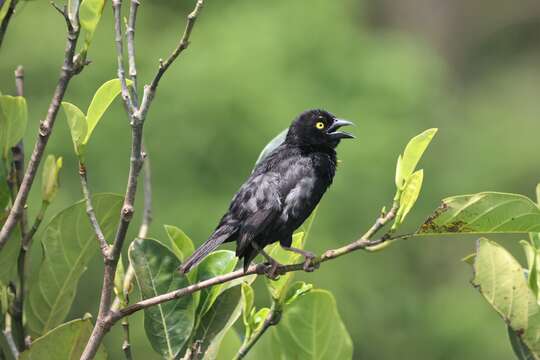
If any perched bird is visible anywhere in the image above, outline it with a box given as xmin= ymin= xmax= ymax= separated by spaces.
xmin=178 ymin=109 xmax=354 ymax=275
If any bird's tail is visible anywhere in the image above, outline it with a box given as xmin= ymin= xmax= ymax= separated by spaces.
xmin=178 ymin=230 xmax=233 ymax=275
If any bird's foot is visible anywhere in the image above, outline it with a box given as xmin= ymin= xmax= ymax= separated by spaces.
xmin=263 ymin=259 xmax=283 ymax=280
xmin=301 ymin=251 xmax=319 ymax=272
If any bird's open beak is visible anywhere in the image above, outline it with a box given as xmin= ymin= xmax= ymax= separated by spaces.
xmin=327 ymin=119 xmax=355 ymax=140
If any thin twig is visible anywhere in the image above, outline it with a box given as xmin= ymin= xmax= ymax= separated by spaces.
xmin=79 ymin=163 xmax=110 ymax=258
xmin=126 ymin=0 xmax=140 ymax=106
xmin=0 ymin=1 xmax=84 ymax=250
xmin=112 ymin=0 xmax=134 ymax=115
xmin=121 ymin=315 xmax=133 ymax=360
xmin=235 ymin=302 xmax=281 ymax=359
xmin=149 ymin=0 xmax=204 ymax=92
xmin=0 ymin=0 xmax=18 ymax=49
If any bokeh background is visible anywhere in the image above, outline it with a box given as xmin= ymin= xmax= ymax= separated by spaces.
xmin=2 ymin=0 xmax=540 ymax=358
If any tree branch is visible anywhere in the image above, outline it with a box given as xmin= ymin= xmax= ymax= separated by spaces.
xmin=0 ymin=2 xmax=84 ymax=251
xmin=111 ymin=204 xmax=405 ymax=322
xmin=79 ymin=163 xmax=111 ymax=258
xmin=0 ymin=0 xmax=18 ymax=49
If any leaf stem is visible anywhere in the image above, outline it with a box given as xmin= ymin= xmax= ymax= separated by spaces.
xmin=235 ymin=302 xmax=281 ymax=359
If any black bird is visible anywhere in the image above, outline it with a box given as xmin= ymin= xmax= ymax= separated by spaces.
xmin=178 ymin=109 xmax=354 ymax=275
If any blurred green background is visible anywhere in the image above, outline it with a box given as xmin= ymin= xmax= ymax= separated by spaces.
xmin=2 ymin=0 xmax=540 ymax=358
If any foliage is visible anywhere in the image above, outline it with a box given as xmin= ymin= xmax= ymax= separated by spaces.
xmin=1 ymin=1 xmax=539 ymax=359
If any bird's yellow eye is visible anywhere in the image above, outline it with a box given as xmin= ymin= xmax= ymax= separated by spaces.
xmin=315 ymin=121 xmax=325 ymax=130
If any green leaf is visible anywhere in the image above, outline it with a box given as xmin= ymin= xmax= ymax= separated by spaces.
xmin=196 ymin=250 xmax=237 ymax=318
xmin=215 ymin=330 xmax=242 ymax=360
xmin=241 ymin=282 xmax=254 ymax=328
xmin=536 ymin=183 xmax=540 ymax=205
xmin=61 ymin=102 xmax=87 ymax=157
xmin=269 ymin=289 xmax=353 ymax=359
xmin=251 ymin=307 xmax=270 ymax=332
xmin=0 ymin=95 xmax=28 ymax=159
xmin=193 ymin=285 xmax=243 ymax=359
xmin=114 ymin=256 xmax=127 ymax=307
xmin=418 ymin=192 xmax=540 ymax=235
xmin=0 ymin=283 xmax=13 ymax=316
xmin=85 ymin=79 xmax=129 ymax=144
xmin=41 ymin=155 xmax=63 ymax=203
xmin=129 ymin=238 xmax=196 ymax=359
xmin=521 ymin=241 xmax=540 ymax=298
xmin=79 ymin=0 xmax=106 ymax=53
xmin=395 ymin=128 xmax=437 ymax=190
xmin=0 ymin=0 xmax=13 ymax=23
xmin=254 ymin=128 xmax=287 ymax=167
xmin=0 ymin=161 xmax=10 ymax=211
xmin=164 ymin=224 xmax=195 ymax=262
xmin=531 ymin=232 xmax=540 ymax=249
xmin=20 ymin=316 xmax=106 ymax=360
xmin=393 ymin=169 xmax=423 ymax=229
xmin=283 ymin=281 xmax=313 ymax=305
xmin=26 ymin=194 xmax=123 ymax=335
xmin=470 ymin=238 xmax=540 ymax=358
xmin=0 ymin=227 xmax=21 ymax=284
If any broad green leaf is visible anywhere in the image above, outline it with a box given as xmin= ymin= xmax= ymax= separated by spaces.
xmin=26 ymin=194 xmax=123 ymax=335
xmin=521 ymin=241 xmax=540 ymax=298
xmin=418 ymin=192 xmax=540 ymax=235
xmin=129 ymin=238 xmax=196 ymax=359
xmin=215 ymin=330 xmax=242 ymax=360
xmin=0 ymin=95 xmax=28 ymax=159
xmin=85 ymin=79 xmax=129 ymax=143
xmin=0 ymin=227 xmax=21 ymax=284
xmin=241 ymin=282 xmax=254 ymax=327
xmin=395 ymin=128 xmax=437 ymax=190
xmin=164 ymin=224 xmax=195 ymax=262
xmin=20 ymin=316 xmax=106 ymax=360
xmin=79 ymin=0 xmax=105 ymax=53
xmin=254 ymin=128 xmax=287 ymax=167
xmin=61 ymin=102 xmax=87 ymax=157
xmin=0 ymin=0 xmax=13 ymax=23
xmin=269 ymin=289 xmax=353 ymax=359
xmin=196 ymin=250 xmax=237 ymax=318
xmin=41 ymin=155 xmax=63 ymax=203
xmin=193 ymin=285 xmax=243 ymax=359
xmin=283 ymin=281 xmax=313 ymax=305
xmin=470 ymin=238 xmax=540 ymax=358
xmin=393 ymin=169 xmax=423 ymax=228
xmin=114 ymin=256 xmax=126 ymax=307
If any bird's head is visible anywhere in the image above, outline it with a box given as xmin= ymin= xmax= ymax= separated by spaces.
xmin=285 ymin=109 xmax=355 ymax=148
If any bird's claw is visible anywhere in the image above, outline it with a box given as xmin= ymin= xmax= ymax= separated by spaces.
xmin=263 ymin=260 xmax=282 ymax=280
xmin=302 ymin=252 xmax=319 ymax=272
